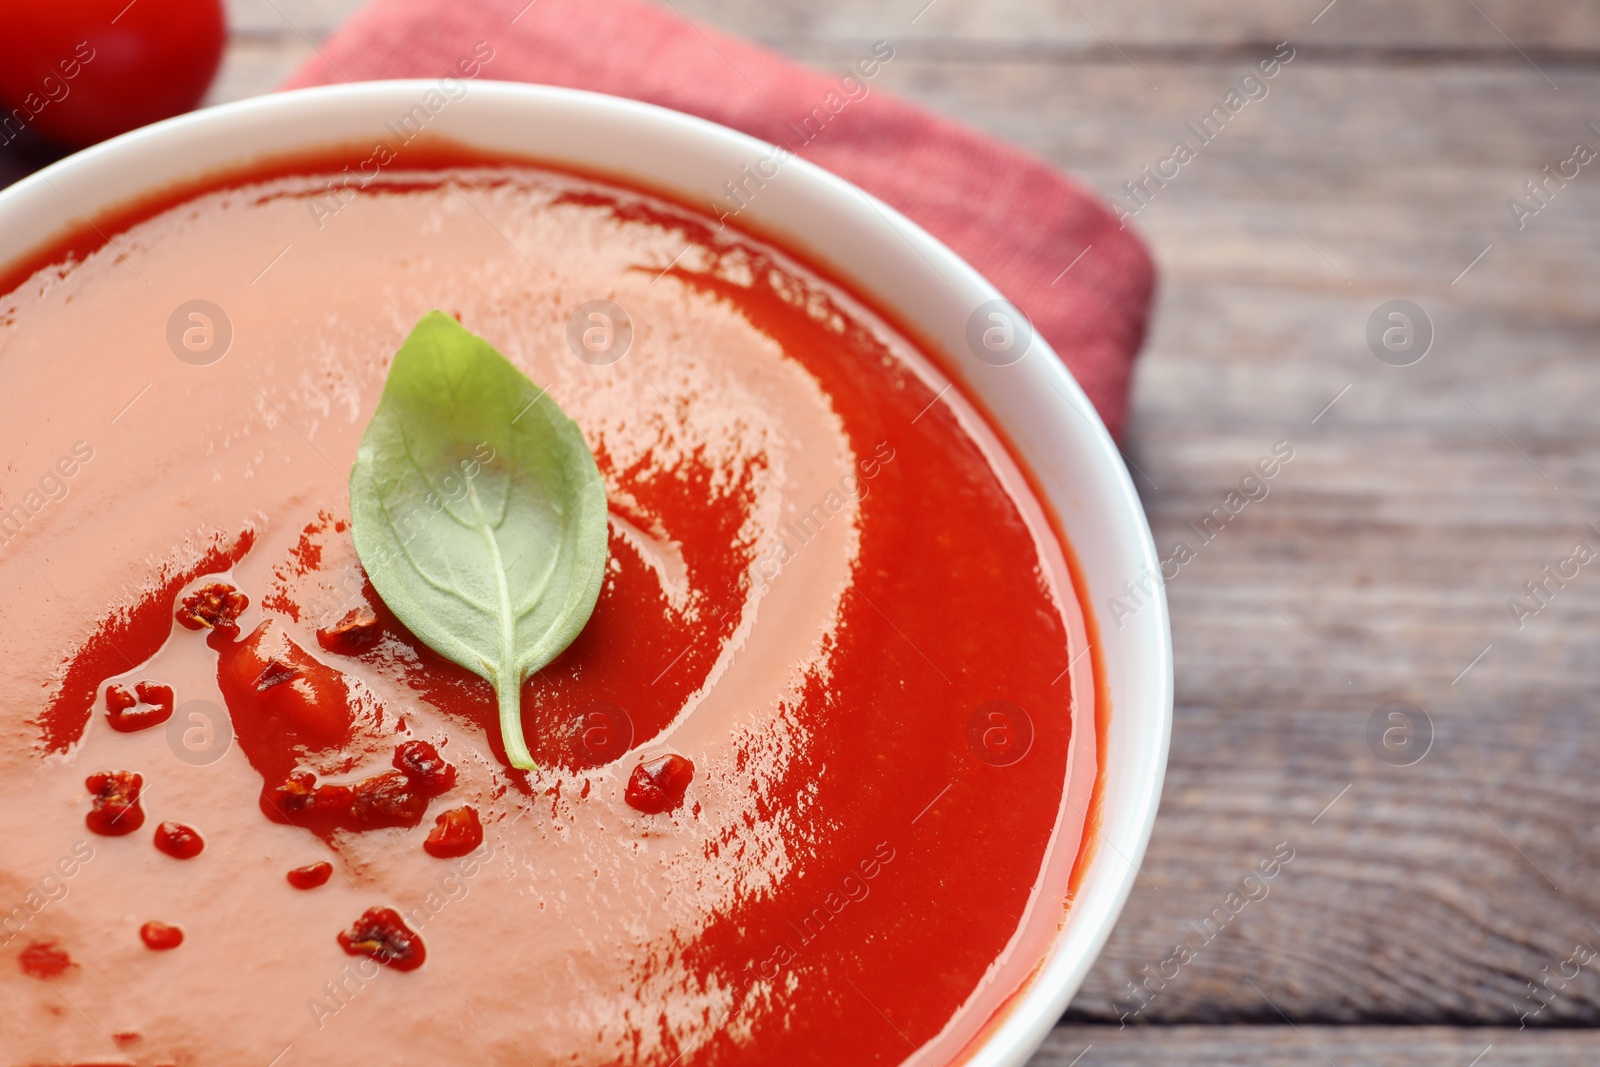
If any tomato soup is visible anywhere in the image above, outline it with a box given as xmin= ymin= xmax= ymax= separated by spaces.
xmin=0 ymin=148 xmax=1097 ymax=1066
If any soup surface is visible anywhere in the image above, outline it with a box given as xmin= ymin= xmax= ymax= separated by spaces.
xmin=0 ymin=149 xmax=1096 ymax=1066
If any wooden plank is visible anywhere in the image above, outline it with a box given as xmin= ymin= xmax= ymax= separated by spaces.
xmin=958 ymin=60 xmax=1600 ymax=1027
xmin=1033 ymin=1026 xmax=1593 ymax=1065
xmin=207 ymin=0 xmax=371 ymax=105
xmin=673 ymin=0 xmax=1600 ymax=53
xmin=222 ymin=0 xmax=370 ymax=36
xmin=207 ymin=37 xmax=318 ymax=105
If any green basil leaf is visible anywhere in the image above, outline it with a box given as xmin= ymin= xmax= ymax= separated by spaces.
xmin=349 ymin=311 xmax=609 ymax=769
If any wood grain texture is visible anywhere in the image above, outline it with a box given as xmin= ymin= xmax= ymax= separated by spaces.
xmin=670 ymin=0 xmax=1600 ymax=54
xmin=207 ymin=0 xmax=371 ymax=105
xmin=1039 ymin=1026 xmax=1593 ymax=1065
xmin=17 ymin=0 xmax=1600 ymax=1054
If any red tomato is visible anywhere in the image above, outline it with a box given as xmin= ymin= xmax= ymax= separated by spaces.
xmin=0 ymin=0 xmax=226 ymax=149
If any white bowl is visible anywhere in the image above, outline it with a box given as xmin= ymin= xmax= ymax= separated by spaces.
xmin=0 ymin=81 xmax=1171 ymax=1066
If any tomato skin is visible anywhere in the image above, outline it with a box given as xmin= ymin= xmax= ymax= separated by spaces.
xmin=0 ymin=0 xmax=226 ymax=149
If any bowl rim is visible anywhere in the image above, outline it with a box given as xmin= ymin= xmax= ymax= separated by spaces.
xmin=0 ymin=79 xmax=1173 ymax=1067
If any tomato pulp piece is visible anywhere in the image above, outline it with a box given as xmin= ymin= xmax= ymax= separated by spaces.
xmin=287 ymin=861 xmax=333 ymax=889
xmin=104 ymin=681 xmax=174 ymax=732
xmin=350 ymin=771 xmax=428 ymax=829
xmin=423 ymin=806 xmax=483 ymax=858
xmin=337 ymin=908 xmax=425 ymax=971
xmin=624 ymin=754 xmax=695 ymax=814
xmin=153 ymin=821 xmax=205 ymax=859
xmin=85 ymin=771 xmax=145 ymax=836
xmin=139 ymin=922 xmax=184 ymax=950
xmin=392 ymin=739 xmax=457 ymax=796
xmin=217 ymin=620 xmax=353 ymax=752
xmin=263 ymin=768 xmax=427 ymax=835
xmin=263 ymin=769 xmax=350 ymax=828
xmin=175 ymin=581 xmax=249 ymax=640
xmin=316 ymin=606 xmax=381 ymax=655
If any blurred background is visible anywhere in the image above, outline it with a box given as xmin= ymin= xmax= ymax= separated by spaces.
xmin=5 ymin=1 xmax=1599 ymax=1063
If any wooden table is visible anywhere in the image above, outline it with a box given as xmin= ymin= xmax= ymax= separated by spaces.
xmin=20 ymin=0 xmax=1600 ymax=1061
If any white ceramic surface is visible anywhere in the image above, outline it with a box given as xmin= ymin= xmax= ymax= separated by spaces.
xmin=0 ymin=80 xmax=1172 ymax=1067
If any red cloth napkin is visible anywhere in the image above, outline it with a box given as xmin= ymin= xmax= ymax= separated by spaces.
xmin=282 ymin=0 xmax=1153 ymax=437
